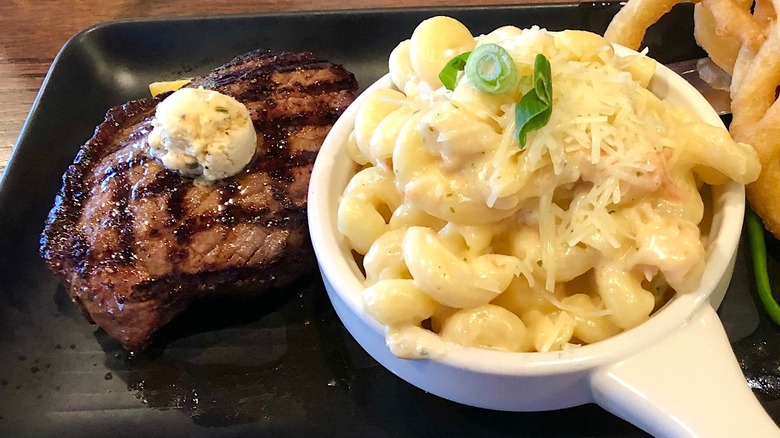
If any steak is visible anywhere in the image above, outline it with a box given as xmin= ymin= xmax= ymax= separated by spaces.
xmin=40 ymin=50 xmax=358 ymax=350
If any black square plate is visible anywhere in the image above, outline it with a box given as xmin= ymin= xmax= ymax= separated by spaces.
xmin=1 ymin=4 xmax=779 ymax=437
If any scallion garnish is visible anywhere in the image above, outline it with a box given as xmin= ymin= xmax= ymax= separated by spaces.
xmin=464 ymin=43 xmax=518 ymax=95
xmin=438 ymin=52 xmax=471 ymax=91
xmin=747 ymin=208 xmax=780 ymax=325
xmin=515 ymin=54 xmax=553 ymax=148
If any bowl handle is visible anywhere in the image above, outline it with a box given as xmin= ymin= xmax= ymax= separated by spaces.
xmin=590 ymin=305 xmax=779 ymax=437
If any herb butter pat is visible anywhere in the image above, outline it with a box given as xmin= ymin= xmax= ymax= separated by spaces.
xmin=148 ymin=88 xmax=257 ymax=181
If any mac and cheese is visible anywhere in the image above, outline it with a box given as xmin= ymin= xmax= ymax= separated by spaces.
xmin=337 ymin=16 xmax=760 ymax=357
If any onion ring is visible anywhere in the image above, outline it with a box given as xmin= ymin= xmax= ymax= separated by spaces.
xmin=729 ymin=22 xmax=780 ymax=234
xmin=701 ymin=0 xmax=766 ymax=50
xmin=754 ymin=0 xmax=778 ymax=25
xmin=693 ymin=4 xmax=742 ymax=73
xmin=730 ymin=22 xmax=780 ymax=134
xmin=604 ymin=0 xmax=695 ymax=50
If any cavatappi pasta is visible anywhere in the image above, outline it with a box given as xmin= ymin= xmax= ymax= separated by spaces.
xmin=337 ymin=16 xmax=761 ymax=357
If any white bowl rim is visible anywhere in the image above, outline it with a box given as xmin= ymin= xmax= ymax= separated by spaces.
xmin=308 ymin=43 xmax=745 ymax=377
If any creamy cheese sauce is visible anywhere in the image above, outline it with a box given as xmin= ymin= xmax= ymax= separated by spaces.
xmin=337 ymin=18 xmax=760 ymax=355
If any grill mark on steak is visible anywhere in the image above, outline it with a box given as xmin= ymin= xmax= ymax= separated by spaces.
xmin=40 ymin=49 xmax=357 ymax=350
xmin=167 ymin=185 xmax=189 ymax=222
xmin=109 ymin=163 xmax=136 ymax=266
xmin=209 ymin=66 xmax=356 ymax=99
xmin=40 ymin=99 xmax=160 ymax=267
xmin=250 ymin=90 xmax=354 ymax=123
xmin=168 ymin=205 xmax=283 ymax=245
xmin=100 ymin=156 xmax=149 ymax=185
xmin=132 ymin=169 xmax=181 ymax=200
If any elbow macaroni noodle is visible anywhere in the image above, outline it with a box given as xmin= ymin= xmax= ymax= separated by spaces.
xmin=337 ymin=17 xmax=761 ymax=356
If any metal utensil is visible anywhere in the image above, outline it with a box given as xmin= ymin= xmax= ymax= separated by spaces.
xmin=666 ymin=58 xmax=732 ymax=115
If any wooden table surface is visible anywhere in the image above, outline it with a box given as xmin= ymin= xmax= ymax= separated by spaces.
xmin=0 ymin=0 xmax=573 ymax=179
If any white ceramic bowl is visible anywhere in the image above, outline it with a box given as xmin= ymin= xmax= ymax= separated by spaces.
xmin=308 ymin=46 xmax=779 ymax=437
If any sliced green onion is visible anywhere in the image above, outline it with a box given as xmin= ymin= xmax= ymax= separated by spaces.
xmin=515 ymin=54 xmax=553 ymax=148
xmin=464 ymin=44 xmax=519 ymax=95
xmin=518 ymin=74 xmax=533 ymax=88
xmin=747 ymin=208 xmax=780 ymax=325
xmin=438 ymin=51 xmax=471 ymax=91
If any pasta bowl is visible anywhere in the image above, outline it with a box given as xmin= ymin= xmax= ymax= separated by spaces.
xmin=308 ymin=43 xmax=778 ymax=436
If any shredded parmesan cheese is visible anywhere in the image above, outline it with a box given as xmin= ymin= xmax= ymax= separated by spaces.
xmin=483 ymin=41 xmax=676 ymax=289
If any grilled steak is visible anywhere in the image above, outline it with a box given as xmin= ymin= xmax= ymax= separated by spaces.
xmin=40 ymin=50 xmax=358 ymax=350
